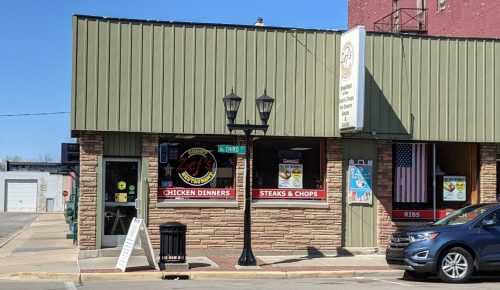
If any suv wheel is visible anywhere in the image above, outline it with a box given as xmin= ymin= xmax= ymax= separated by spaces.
xmin=437 ymin=247 xmax=474 ymax=283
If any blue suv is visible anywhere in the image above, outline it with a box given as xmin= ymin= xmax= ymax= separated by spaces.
xmin=386 ymin=203 xmax=500 ymax=283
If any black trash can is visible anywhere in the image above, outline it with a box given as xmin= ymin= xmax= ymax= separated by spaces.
xmin=159 ymin=222 xmax=186 ymax=265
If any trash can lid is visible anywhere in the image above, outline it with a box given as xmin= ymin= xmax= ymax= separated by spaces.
xmin=160 ymin=222 xmax=185 ymax=227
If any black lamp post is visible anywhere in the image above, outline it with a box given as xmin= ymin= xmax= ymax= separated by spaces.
xmin=222 ymin=89 xmax=274 ymax=266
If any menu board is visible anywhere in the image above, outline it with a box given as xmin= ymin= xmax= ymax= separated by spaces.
xmin=278 ymin=163 xmax=303 ymax=189
xmin=348 ymin=164 xmax=372 ymax=204
xmin=443 ymin=176 xmax=466 ymax=201
xmin=116 ymin=218 xmax=159 ymax=272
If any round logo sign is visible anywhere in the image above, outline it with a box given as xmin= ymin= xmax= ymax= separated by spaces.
xmin=177 ymin=148 xmax=217 ymax=186
xmin=340 ymin=41 xmax=353 ymax=81
xmin=292 ymin=168 xmax=302 ymax=179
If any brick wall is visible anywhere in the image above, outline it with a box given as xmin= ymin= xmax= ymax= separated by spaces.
xmin=376 ymin=140 xmax=395 ymax=248
xmin=78 ymin=131 xmax=103 ymax=250
xmin=348 ymin=0 xmax=394 ymax=30
xmin=147 ymin=136 xmax=344 ymax=252
xmin=480 ymin=143 xmax=497 ymax=203
xmin=427 ymin=0 xmax=500 ymax=38
xmin=349 ymin=0 xmax=500 ymax=38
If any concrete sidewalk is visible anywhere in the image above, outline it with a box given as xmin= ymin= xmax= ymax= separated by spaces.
xmin=0 ymin=213 xmax=404 ymax=281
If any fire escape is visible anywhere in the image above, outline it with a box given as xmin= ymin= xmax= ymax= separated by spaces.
xmin=374 ymin=8 xmax=428 ymax=34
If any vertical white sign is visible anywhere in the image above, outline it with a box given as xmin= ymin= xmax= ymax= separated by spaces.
xmin=339 ymin=26 xmax=366 ymax=132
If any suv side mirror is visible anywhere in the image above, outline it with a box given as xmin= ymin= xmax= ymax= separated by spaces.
xmin=481 ymin=219 xmax=497 ymax=227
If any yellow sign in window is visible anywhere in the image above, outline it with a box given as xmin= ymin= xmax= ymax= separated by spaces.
xmin=115 ymin=193 xmax=127 ymax=202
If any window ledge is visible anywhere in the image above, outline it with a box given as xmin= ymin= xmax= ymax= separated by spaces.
xmin=157 ymin=200 xmax=239 ymax=208
xmin=392 ymin=220 xmax=433 ymax=227
xmin=252 ymin=200 xmax=330 ymax=209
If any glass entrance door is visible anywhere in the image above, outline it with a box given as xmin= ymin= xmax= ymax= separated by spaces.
xmin=102 ymin=158 xmax=141 ymax=247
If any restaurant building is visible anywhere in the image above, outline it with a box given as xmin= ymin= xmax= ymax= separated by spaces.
xmin=71 ymin=15 xmax=499 ymax=255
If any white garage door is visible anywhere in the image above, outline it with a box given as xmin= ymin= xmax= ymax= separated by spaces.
xmin=6 ymin=180 xmax=37 ymax=212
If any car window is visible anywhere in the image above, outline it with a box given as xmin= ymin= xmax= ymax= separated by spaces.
xmin=434 ymin=204 xmax=498 ymax=226
xmin=482 ymin=210 xmax=500 ymax=224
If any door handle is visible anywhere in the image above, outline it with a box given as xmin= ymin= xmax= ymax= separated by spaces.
xmin=134 ymin=199 xmax=141 ymax=209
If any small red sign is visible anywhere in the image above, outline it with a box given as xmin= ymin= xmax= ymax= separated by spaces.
xmin=252 ymin=189 xmax=326 ymax=200
xmin=158 ymin=188 xmax=235 ymax=199
xmin=393 ymin=210 xmax=478 ymax=220
xmin=393 ymin=210 xmax=454 ymax=219
xmin=62 ymin=190 xmax=69 ymax=197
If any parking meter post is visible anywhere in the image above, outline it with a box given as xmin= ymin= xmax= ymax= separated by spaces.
xmin=65 ymin=183 xmax=79 ymax=244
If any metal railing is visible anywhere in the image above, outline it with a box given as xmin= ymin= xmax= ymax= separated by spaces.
xmin=374 ymin=8 xmax=428 ymax=34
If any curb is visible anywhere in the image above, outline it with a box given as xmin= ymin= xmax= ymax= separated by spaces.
xmin=189 ymin=271 xmax=287 ymax=279
xmin=0 ymin=272 xmax=80 ymax=282
xmin=81 ymin=272 xmax=163 ymax=281
xmin=0 ymin=270 xmax=405 ymax=281
xmin=286 ymin=271 xmax=356 ymax=278
xmin=354 ymin=270 xmax=405 ymax=278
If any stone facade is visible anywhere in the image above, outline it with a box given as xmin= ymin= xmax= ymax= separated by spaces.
xmin=77 ymin=132 xmax=498 ymax=252
xmin=324 ymin=138 xmax=344 ymax=248
xmin=376 ymin=140 xmax=395 ymax=248
xmin=480 ymin=143 xmax=497 ymax=203
xmin=78 ymin=131 xmax=103 ymax=250
xmin=145 ymin=136 xmax=344 ymax=252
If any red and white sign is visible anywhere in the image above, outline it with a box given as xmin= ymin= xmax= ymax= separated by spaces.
xmin=158 ymin=188 xmax=235 ymax=199
xmin=252 ymin=189 xmax=326 ymax=200
xmin=62 ymin=190 xmax=69 ymax=197
xmin=393 ymin=210 xmax=455 ymax=219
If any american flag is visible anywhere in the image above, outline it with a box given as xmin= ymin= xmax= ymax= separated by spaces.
xmin=395 ymin=144 xmax=428 ymax=203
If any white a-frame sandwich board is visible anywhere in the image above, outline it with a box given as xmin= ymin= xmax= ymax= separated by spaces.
xmin=116 ymin=217 xmax=160 ymax=272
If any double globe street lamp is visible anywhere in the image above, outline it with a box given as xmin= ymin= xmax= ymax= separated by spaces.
xmin=222 ymin=89 xmax=274 ymax=266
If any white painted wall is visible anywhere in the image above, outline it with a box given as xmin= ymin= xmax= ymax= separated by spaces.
xmin=0 ymin=172 xmax=65 ymax=212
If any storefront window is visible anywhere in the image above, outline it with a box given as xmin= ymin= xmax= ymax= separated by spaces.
xmin=392 ymin=143 xmax=478 ymax=220
xmin=157 ymin=136 xmax=236 ymax=200
xmin=252 ymin=138 xmax=325 ymax=200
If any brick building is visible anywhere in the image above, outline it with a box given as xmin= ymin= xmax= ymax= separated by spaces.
xmin=349 ymin=0 xmax=500 ymax=38
xmin=71 ymin=15 xmax=499 ymax=257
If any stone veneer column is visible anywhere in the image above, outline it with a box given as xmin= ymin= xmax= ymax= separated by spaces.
xmin=480 ymin=143 xmax=497 ymax=203
xmin=236 ymin=136 xmax=248 ymax=206
xmin=377 ymin=140 xmax=395 ymax=248
xmin=78 ymin=131 xmax=103 ymax=250
xmin=326 ymin=138 xmax=343 ymax=247
xmin=141 ymin=133 xmax=160 ymax=241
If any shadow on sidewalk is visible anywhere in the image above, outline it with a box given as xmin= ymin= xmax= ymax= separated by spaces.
xmin=264 ymin=246 xmax=339 ymax=266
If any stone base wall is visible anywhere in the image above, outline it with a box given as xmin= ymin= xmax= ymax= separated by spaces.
xmin=78 ymin=131 xmax=103 ymax=250
xmin=147 ymin=136 xmax=344 ymax=251
xmin=77 ymin=132 xmax=498 ymax=252
xmin=480 ymin=143 xmax=497 ymax=203
xmin=376 ymin=140 xmax=396 ymax=248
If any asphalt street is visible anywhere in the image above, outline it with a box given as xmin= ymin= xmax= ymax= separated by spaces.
xmin=3 ymin=277 xmax=500 ymax=290
xmin=0 ymin=212 xmax=40 ymax=246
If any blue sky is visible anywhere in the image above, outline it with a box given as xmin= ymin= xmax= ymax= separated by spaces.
xmin=0 ymin=0 xmax=347 ymax=162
